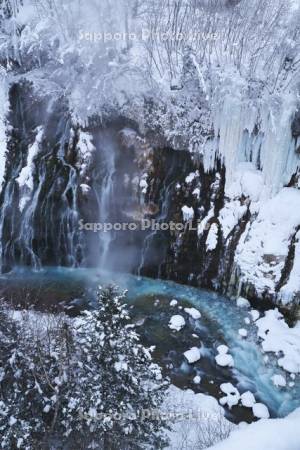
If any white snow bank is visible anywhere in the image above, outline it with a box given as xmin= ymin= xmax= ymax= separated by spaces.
xmin=164 ymin=385 xmax=232 ymax=450
xmin=184 ymin=347 xmax=201 ymax=364
xmin=256 ymin=309 xmax=300 ymax=373
xmin=209 ymin=408 xmax=300 ymax=450
xmin=169 ymin=315 xmax=185 ymax=332
xmin=236 ymin=188 xmax=300 ymax=303
xmin=219 ymin=200 xmax=247 ymax=240
xmin=226 ymin=163 xmax=265 ymax=202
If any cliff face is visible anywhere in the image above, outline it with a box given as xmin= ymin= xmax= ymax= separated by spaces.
xmin=0 ymin=80 xmax=299 ymax=311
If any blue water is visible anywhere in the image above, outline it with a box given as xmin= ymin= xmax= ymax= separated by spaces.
xmin=1 ymin=267 xmax=299 ymax=418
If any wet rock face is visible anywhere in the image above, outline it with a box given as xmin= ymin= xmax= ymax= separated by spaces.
xmin=0 ymin=82 xmax=85 ymax=271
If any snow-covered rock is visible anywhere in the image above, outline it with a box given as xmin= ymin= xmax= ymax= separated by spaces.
xmin=219 ymin=383 xmax=240 ymax=409
xmin=238 ymin=328 xmax=248 ymax=338
xmin=256 ymin=309 xmax=300 ymax=373
xmin=184 ymin=307 xmax=201 ymax=320
xmin=240 ymin=391 xmax=255 ymax=408
xmin=170 ymin=299 xmax=178 ymax=307
xmin=236 ymin=297 xmax=250 ymax=308
xmin=184 ymin=347 xmax=201 ymax=364
xmin=215 ymin=353 xmax=234 ymax=368
xmin=252 ymin=403 xmax=270 ymax=419
xmin=169 ymin=315 xmax=185 ymax=331
xmin=193 ymin=375 xmax=201 ymax=384
xmin=271 ymin=374 xmax=286 ymax=388
xmin=217 ymin=345 xmax=229 ymax=355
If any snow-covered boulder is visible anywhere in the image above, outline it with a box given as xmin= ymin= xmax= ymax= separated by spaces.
xmin=184 ymin=307 xmax=201 ymax=320
xmin=271 ymin=374 xmax=286 ymax=388
xmin=184 ymin=347 xmax=201 ymax=364
xmin=169 ymin=315 xmax=185 ymax=331
xmin=219 ymin=383 xmax=240 ymax=409
xmin=252 ymin=403 xmax=270 ymax=419
xmin=240 ymin=391 xmax=256 ymax=408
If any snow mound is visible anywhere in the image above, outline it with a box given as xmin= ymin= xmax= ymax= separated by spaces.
xmin=215 ymin=353 xmax=234 ymax=368
xmin=169 ymin=315 xmax=185 ymax=331
xmin=252 ymin=403 xmax=270 ymax=419
xmin=184 ymin=347 xmax=201 ymax=364
xmin=256 ymin=309 xmax=300 ymax=374
xmin=209 ymin=408 xmax=300 ymax=450
xmin=184 ymin=307 xmax=201 ymax=320
xmin=240 ymin=391 xmax=256 ymax=408
xmin=236 ymin=297 xmax=250 ymax=308
xmin=238 ymin=328 xmax=248 ymax=338
xmin=219 ymin=383 xmax=240 ymax=409
xmin=271 ymin=374 xmax=286 ymax=388
xmin=170 ymin=299 xmax=178 ymax=307
xmin=217 ymin=345 xmax=229 ymax=355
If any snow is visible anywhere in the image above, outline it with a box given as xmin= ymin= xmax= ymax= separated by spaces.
xmin=252 ymin=403 xmax=270 ymax=419
xmin=16 ymin=126 xmax=44 ymax=211
xmin=170 ymin=299 xmax=178 ymax=307
xmin=206 ymin=223 xmax=219 ymax=251
xmin=240 ymin=391 xmax=256 ymax=408
xmin=184 ymin=347 xmax=201 ymax=364
xmin=215 ymin=345 xmax=234 ymax=367
xmin=217 ymin=345 xmax=229 ymax=355
xmin=185 ymin=171 xmax=198 ymax=184
xmin=238 ymin=328 xmax=248 ymax=338
xmin=271 ymin=374 xmax=287 ymax=388
xmin=236 ymin=188 xmax=300 ymax=304
xmin=192 ymin=187 xmax=200 ymax=198
xmin=169 ymin=315 xmax=185 ymax=332
xmin=250 ymin=310 xmax=260 ymax=322
xmin=193 ymin=375 xmax=201 ymax=384
xmin=181 ymin=205 xmax=194 ymax=222
xmin=209 ymin=408 xmax=300 ymax=450
xmin=219 ymin=201 xmax=247 ymax=240
xmin=236 ymin=297 xmax=250 ymax=308
xmin=165 ymin=385 xmax=231 ymax=450
xmin=215 ymin=353 xmax=234 ymax=368
xmin=256 ymin=309 xmax=300 ymax=374
xmin=219 ymin=383 xmax=240 ymax=409
xmin=184 ymin=307 xmax=201 ymax=320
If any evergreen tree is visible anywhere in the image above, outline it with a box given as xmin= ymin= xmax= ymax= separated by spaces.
xmin=0 ymin=287 xmax=169 ymax=449
xmin=76 ymin=285 xmax=169 ymax=449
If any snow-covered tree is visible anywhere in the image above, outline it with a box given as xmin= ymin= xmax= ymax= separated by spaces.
xmin=0 ymin=288 xmax=169 ymax=449
xmin=76 ymin=285 xmax=169 ymax=449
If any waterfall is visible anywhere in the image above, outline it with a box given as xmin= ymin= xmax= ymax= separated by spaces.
xmin=96 ymin=132 xmax=116 ymax=270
